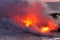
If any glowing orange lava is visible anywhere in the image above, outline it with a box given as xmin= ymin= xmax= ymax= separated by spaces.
xmin=12 ymin=2 xmax=59 ymax=34
xmin=22 ymin=14 xmax=38 ymax=27
xmin=24 ymin=19 xmax=33 ymax=27
xmin=13 ymin=13 xmax=38 ymax=27
xmin=40 ymin=26 xmax=50 ymax=33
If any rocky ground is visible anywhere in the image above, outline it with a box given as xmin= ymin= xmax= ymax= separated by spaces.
xmin=0 ymin=35 xmax=60 ymax=40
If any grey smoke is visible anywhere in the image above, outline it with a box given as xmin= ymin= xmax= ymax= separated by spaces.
xmin=0 ymin=0 xmax=42 ymax=36
xmin=0 ymin=0 xmax=59 ymax=37
xmin=0 ymin=0 xmax=29 ymax=18
xmin=46 ymin=2 xmax=60 ymax=10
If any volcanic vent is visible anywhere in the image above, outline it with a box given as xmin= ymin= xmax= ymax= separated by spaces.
xmin=0 ymin=0 xmax=59 ymax=37
xmin=12 ymin=2 xmax=59 ymax=35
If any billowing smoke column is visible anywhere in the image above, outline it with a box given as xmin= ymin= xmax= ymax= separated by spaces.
xmin=13 ymin=1 xmax=59 ymax=34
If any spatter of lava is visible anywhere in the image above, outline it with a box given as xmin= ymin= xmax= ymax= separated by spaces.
xmin=12 ymin=2 xmax=58 ymax=34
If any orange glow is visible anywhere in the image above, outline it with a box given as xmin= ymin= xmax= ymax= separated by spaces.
xmin=22 ymin=14 xmax=38 ymax=27
xmin=13 ymin=14 xmax=38 ymax=27
xmin=48 ymin=21 xmax=58 ymax=31
xmin=12 ymin=2 xmax=58 ymax=34
xmin=40 ymin=26 xmax=50 ymax=33
xmin=24 ymin=19 xmax=32 ymax=27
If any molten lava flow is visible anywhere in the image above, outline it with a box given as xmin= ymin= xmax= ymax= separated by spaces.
xmin=12 ymin=2 xmax=59 ymax=34
xmin=13 ymin=14 xmax=38 ymax=27
xmin=21 ymin=14 xmax=38 ymax=27
xmin=40 ymin=26 xmax=50 ymax=33
xmin=24 ymin=19 xmax=33 ymax=27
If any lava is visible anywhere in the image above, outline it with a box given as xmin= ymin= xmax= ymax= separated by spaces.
xmin=22 ymin=14 xmax=38 ymax=27
xmin=40 ymin=26 xmax=50 ymax=33
xmin=12 ymin=2 xmax=59 ymax=34
xmin=24 ymin=20 xmax=32 ymax=27
xmin=13 ymin=13 xmax=38 ymax=27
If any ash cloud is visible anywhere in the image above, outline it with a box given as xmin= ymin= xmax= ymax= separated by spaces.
xmin=0 ymin=0 xmax=43 ymax=36
xmin=0 ymin=0 xmax=46 ymax=18
xmin=0 ymin=0 xmax=29 ymax=18
xmin=0 ymin=0 xmax=59 ymax=37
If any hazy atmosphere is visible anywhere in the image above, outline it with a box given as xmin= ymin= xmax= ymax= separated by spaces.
xmin=0 ymin=0 xmax=60 ymax=40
